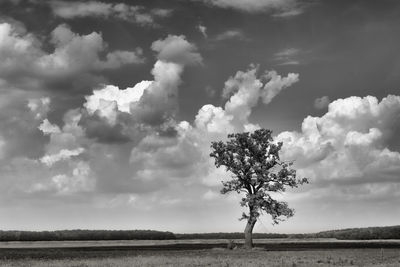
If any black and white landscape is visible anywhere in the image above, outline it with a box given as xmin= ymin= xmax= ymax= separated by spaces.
xmin=1 ymin=0 xmax=400 ymax=265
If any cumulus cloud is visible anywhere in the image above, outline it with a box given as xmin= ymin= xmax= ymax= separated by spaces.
xmin=50 ymin=162 xmax=95 ymax=194
xmin=82 ymin=34 xmax=200 ymax=143
xmin=314 ymin=96 xmax=330 ymax=110
xmin=38 ymin=119 xmax=61 ymax=135
xmin=0 ymin=29 xmax=300 ymax=207
xmin=0 ymin=89 xmax=49 ymax=160
xmin=84 ymin=81 xmax=152 ymax=125
xmin=0 ymin=22 xmax=143 ymax=88
xmin=50 ymin=1 xmax=171 ymax=26
xmin=200 ymin=0 xmax=305 ymax=16
xmin=40 ymin=24 xmax=144 ymax=73
xmin=276 ymin=95 xmax=400 ymax=191
xmin=151 ymin=35 xmax=203 ymax=65
xmin=204 ymin=65 xmax=299 ymax=133
xmin=40 ymin=109 xmax=87 ymax=156
xmin=126 ymin=66 xmax=300 ymax=196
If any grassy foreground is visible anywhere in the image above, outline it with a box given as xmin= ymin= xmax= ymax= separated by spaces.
xmin=2 ymin=239 xmax=400 ymax=266
xmin=1 ymin=248 xmax=400 ymax=266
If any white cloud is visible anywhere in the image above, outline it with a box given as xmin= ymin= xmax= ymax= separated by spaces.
xmin=129 ymin=66 xmax=299 ymax=194
xmin=39 ymin=119 xmax=61 ymax=135
xmin=314 ymin=96 xmax=330 ymax=110
xmin=41 ymin=109 xmax=86 ymax=155
xmin=40 ymin=24 xmax=144 ymax=74
xmin=197 ymin=24 xmax=207 ymax=38
xmin=214 ymin=30 xmax=246 ymax=41
xmin=276 ymin=95 xmax=400 ymax=188
xmin=273 ymin=48 xmax=301 ymax=65
xmin=50 ymin=1 xmax=171 ymax=26
xmin=51 ymin=1 xmax=111 ymax=18
xmin=200 ymin=65 xmax=299 ymax=134
xmin=261 ymin=70 xmax=299 ymax=104
xmin=151 ymin=35 xmax=203 ymax=65
xmin=40 ymin=148 xmax=85 ymax=166
xmin=0 ymin=22 xmax=143 ymax=84
xmin=83 ymin=35 xmax=199 ymax=127
xmin=201 ymin=0 xmax=304 ymax=16
xmin=84 ymin=81 xmax=152 ymax=125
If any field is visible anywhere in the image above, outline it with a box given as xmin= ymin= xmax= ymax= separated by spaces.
xmin=1 ymin=239 xmax=400 ymax=266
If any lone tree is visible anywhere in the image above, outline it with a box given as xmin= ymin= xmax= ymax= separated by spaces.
xmin=210 ymin=129 xmax=308 ymax=249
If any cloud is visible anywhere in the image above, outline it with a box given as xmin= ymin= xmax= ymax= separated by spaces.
xmin=51 ymin=1 xmax=111 ymax=18
xmin=82 ymin=34 xmax=200 ymax=138
xmin=0 ymin=136 xmax=5 ymax=160
xmin=83 ymin=64 xmax=298 ymax=198
xmin=82 ymin=61 xmax=184 ymax=130
xmin=0 ymin=22 xmax=143 ymax=89
xmin=0 ymin=89 xmax=49 ymax=160
xmin=274 ymin=48 xmax=301 ymax=65
xmin=39 ymin=108 xmax=87 ymax=157
xmin=194 ymin=66 xmax=299 ymax=141
xmin=197 ymin=24 xmax=207 ymax=38
xmin=0 ymin=29 xmax=300 ymax=208
xmin=204 ymin=85 xmax=216 ymax=97
xmin=151 ymin=35 xmax=203 ymax=65
xmin=214 ymin=30 xmax=247 ymax=41
xmin=314 ymin=96 xmax=330 ymax=110
xmin=28 ymin=161 xmax=96 ymax=195
xmin=84 ymin=81 xmax=152 ymax=125
xmin=41 ymin=24 xmax=144 ymax=73
xmin=27 ymin=97 xmax=50 ymax=120
xmin=276 ymin=95 xmax=400 ymax=191
xmin=50 ymin=161 xmax=95 ymax=194
xmin=38 ymin=119 xmax=61 ymax=135
xmin=200 ymin=0 xmax=305 ymax=16
xmin=50 ymin=1 xmax=171 ymax=26
xmin=146 ymin=66 xmax=300 ymax=189
xmin=40 ymin=148 xmax=85 ymax=166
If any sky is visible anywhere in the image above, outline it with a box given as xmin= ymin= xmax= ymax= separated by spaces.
xmin=0 ymin=0 xmax=400 ymax=234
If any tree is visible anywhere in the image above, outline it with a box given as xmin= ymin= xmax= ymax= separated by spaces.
xmin=210 ymin=129 xmax=308 ymax=249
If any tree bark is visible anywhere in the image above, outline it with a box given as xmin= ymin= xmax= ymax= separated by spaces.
xmin=244 ymin=215 xmax=257 ymax=249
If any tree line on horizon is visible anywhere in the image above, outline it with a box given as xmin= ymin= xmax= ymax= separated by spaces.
xmin=1 ymin=226 xmax=400 ymax=241
xmin=0 ymin=230 xmax=175 ymax=241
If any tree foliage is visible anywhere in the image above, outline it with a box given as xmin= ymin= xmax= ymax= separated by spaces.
xmin=210 ymin=129 xmax=308 ymax=225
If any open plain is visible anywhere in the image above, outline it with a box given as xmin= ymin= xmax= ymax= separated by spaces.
xmin=1 ymin=239 xmax=400 ymax=266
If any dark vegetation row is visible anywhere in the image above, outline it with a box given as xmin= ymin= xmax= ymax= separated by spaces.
xmin=310 ymin=225 xmax=400 ymax=240
xmin=176 ymin=233 xmax=287 ymax=239
xmin=0 ymin=230 xmax=285 ymax=242
xmin=1 ymin=225 xmax=400 ymax=241
xmin=0 ymin=230 xmax=175 ymax=241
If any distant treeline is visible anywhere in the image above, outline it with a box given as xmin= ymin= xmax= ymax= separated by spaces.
xmin=0 ymin=230 xmax=287 ymax=242
xmin=175 ymin=232 xmax=287 ymax=239
xmin=286 ymin=225 xmax=400 ymax=240
xmin=2 ymin=225 xmax=400 ymax=241
xmin=0 ymin=230 xmax=175 ymax=242
xmin=311 ymin=225 xmax=400 ymax=240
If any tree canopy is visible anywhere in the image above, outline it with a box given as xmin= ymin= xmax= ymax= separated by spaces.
xmin=210 ymin=128 xmax=308 ymax=248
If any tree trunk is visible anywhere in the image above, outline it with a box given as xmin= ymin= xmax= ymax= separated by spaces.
xmin=244 ymin=215 xmax=257 ymax=249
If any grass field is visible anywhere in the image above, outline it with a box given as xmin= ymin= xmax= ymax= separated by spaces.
xmin=1 ymin=239 xmax=400 ymax=266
